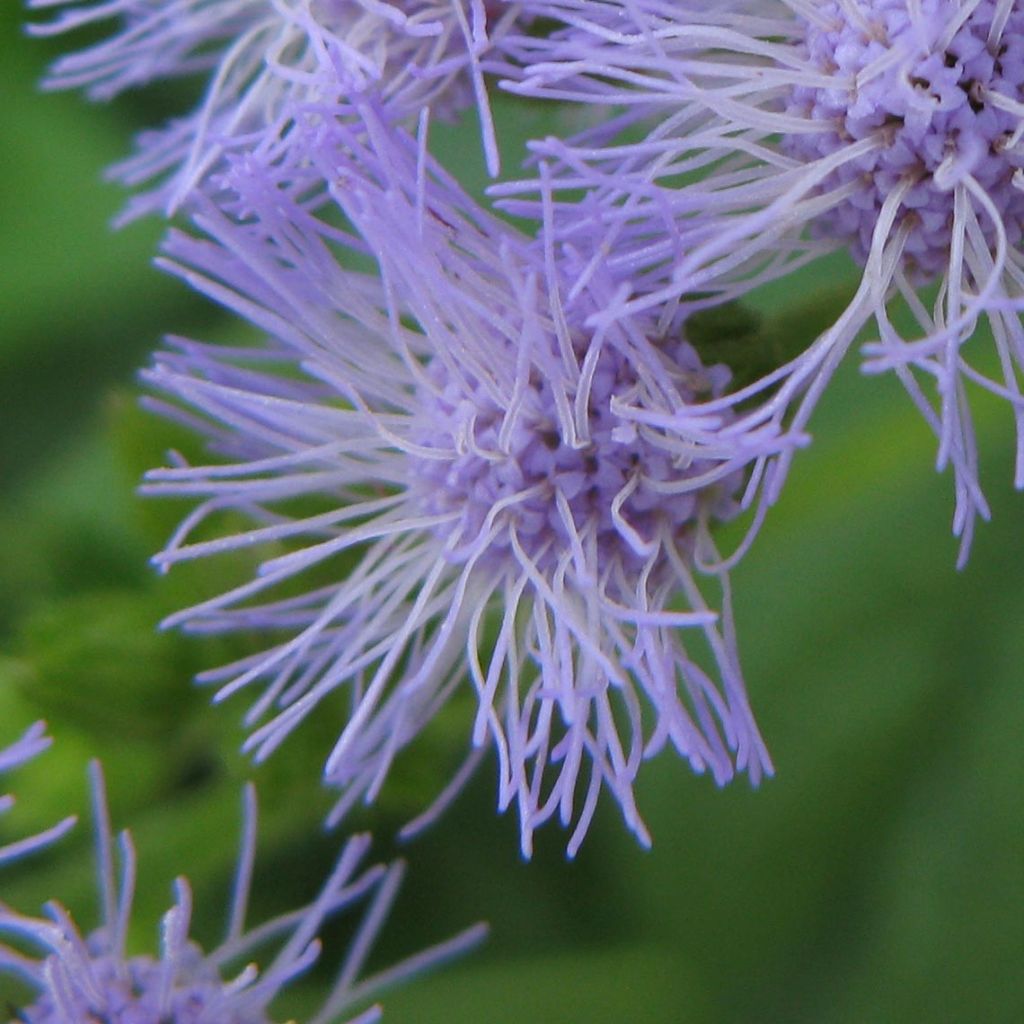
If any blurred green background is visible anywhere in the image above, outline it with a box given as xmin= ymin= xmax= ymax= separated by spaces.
xmin=1 ymin=8 xmax=1022 ymax=1023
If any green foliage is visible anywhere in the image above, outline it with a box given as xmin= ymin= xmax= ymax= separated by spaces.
xmin=686 ymin=286 xmax=858 ymax=391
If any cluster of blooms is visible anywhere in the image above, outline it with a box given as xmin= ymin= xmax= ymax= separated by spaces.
xmin=29 ymin=0 xmax=522 ymax=218
xmin=1 ymin=726 xmax=485 ymax=1024
xmin=501 ymin=0 xmax=1024 ymax=564
xmin=30 ymin=0 xmax=1023 ymax=876
xmin=141 ymin=109 xmax=782 ymax=855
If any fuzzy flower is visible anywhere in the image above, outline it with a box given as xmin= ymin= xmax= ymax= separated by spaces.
xmin=0 ymin=723 xmax=76 ymax=867
xmin=499 ymin=0 xmax=1024 ymax=563
xmin=141 ymin=108 xmax=779 ymax=856
xmin=29 ymin=0 xmax=522 ymax=220
xmin=1 ymin=761 xmax=485 ymax=1024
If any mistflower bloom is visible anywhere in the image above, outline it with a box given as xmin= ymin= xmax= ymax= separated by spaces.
xmin=0 ymin=761 xmax=486 ymax=1024
xmin=0 ymin=723 xmax=76 ymax=866
xmin=29 ymin=0 xmax=523 ymax=220
xmin=142 ymin=110 xmax=778 ymax=856
xmin=499 ymin=0 xmax=1024 ymax=563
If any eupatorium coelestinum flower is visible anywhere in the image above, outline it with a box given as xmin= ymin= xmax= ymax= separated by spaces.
xmin=142 ymin=108 xmax=778 ymax=856
xmin=500 ymin=0 xmax=1024 ymax=564
xmin=1 ymin=761 xmax=485 ymax=1024
xmin=0 ymin=723 xmax=76 ymax=866
xmin=29 ymin=0 xmax=521 ymax=221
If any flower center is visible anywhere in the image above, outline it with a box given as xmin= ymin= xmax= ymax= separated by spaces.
xmin=785 ymin=0 xmax=1024 ymax=277
xmin=409 ymin=340 xmax=738 ymax=572
xmin=19 ymin=947 xmax=261 ymax=1024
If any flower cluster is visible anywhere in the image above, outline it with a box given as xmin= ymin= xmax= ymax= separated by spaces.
xmin=1 ymin=748 xmax=485 ymax=1024
xmin=143 ymin=111 xmax=779 ymax=854
xmin=500 ymin=0 xmax=1024 ymax=563
xmin=31 ymin=0 xmax=1023 ymax=868
xmin=30 ymin=0 xmax=523 ymax=220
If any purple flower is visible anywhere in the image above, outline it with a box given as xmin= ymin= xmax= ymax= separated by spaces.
xmin=0 ymin=723 xmax=76 ymax=866
xmin=1 ymin=762 xmax=485 ymax=1024
xmin=29 ymin=0 xmax=522 ymax=220
xmin=499 ymin=0 xmax=1024 ymax=564
xmin=142 ymin=109 xmax=778 ymax=856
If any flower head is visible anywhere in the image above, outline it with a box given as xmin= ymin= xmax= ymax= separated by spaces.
xmin=500 ymin=0 xmax=1024 ymax=563
xmin=1 ymin=761 xmax=485 ymax=1024
xmin=30 ymin=0 xmax=521 ymax=220
xmin=785 ymin=0 xmax=1024 ymax=278
xmin=143 ymin=107 xmax=776 ymax=856
xmin=1 ymin=723 xmax=76 ymax=866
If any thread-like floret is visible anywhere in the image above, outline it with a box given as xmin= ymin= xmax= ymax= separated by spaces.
xmin=786 ymin=0 xmax=1024 ymax=276
xmin=1 ymin=722 xmax=76 ymax=865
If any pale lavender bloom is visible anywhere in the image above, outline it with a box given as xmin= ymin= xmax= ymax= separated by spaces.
xmin=0 ymin=723 xmax=76 ymax=866
xmin=142 ymin=108 xmax=778 ymax=856
xmin=499 ymin=0 xmax=1024 ymax=564
xmin=1 ymin=762 xmax=485 ymax=1024
xmin=29 ymin=0 xmax=522 ymax=220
